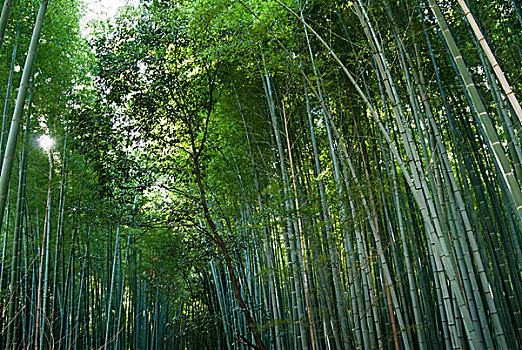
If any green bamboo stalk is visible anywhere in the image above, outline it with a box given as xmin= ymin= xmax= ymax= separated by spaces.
xmin=429 ymin=0 xmax=522 ymax=227
xmin=105 ymin=223 xmax=120 ymax=349
xmin=5 ymin=75 xmax=32 ymax=349
xmin=260 ymin=56 xmax=308 ymax=349
xmin=0 ymin=5 xmax=24 ymax=168
xmin=50 ymin=114 xmax=68 ymax=345
xmin=34 ymin=140 xmax=53 ymax=350
xmin=0 ymin=0 xmax=13 ymax=51
xmin=0 ymin=0 xmax=48 ymax=234
xmin=233 ymin=84 xmax=284 ymax=349
xmin=300 ymin=17 xmax=353 ymax=348
xmin=456 ymin=0 xmax=522 ymax=124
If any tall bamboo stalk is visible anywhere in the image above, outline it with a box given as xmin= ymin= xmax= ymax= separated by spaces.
xmin=0 ymin=0 xmax=48 ymax=233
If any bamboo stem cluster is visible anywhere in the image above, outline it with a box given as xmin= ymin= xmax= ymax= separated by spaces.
xmin=0 ymin=0 xmax=521 ymax=349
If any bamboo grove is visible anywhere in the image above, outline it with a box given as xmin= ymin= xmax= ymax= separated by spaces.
xmin=0 ymin=0 xmax=521 ymax=349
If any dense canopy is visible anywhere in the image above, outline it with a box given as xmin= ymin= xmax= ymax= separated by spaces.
xmin=0 ymin=0 xmax=521 ymax=349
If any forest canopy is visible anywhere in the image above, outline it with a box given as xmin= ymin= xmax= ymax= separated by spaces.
xmin=0 ymin=0 xmax=521 ymax=349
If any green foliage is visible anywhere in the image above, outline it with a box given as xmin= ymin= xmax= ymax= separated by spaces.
xmin=3 ymin=0 xmax=522 ymax=348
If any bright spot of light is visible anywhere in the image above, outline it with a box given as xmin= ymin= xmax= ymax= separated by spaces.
xmin=38 ymin=135 xmax=54 ymax=152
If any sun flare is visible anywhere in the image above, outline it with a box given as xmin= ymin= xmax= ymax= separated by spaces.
xmin=38 ymin=135 xmax=54 ymax=152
